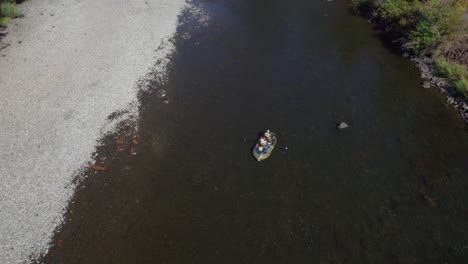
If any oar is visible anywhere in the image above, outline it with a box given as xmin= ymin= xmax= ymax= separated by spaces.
xmin=241 ymin=138 xmax=289 ymax=150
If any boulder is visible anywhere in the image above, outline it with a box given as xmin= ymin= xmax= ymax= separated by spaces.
xmin=422 ymin=81 xmax=431 ymax=89
xmin=337 ymin=122 xmax=348 ymax=130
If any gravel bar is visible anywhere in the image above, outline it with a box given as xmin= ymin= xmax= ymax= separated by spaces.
xmin=0 ymin=0 xmax=185 ymax=262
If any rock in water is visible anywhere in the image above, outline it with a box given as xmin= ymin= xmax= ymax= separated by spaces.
xmin=338 ymin=122 xmax=348 ymax=130
xmin=422 ymin=81 xmax=431 ymax=89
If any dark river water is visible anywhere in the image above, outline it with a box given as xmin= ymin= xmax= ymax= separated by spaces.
xmin=43 ymin=0 xmax=468 ymax=263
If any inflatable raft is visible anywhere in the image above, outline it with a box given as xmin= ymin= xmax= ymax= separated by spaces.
xmin=252 ymin=132 xmax=277 ymax=162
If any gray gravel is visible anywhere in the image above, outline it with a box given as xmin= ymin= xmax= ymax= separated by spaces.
xmin=0 ymin=0 xmax=185 ymax=262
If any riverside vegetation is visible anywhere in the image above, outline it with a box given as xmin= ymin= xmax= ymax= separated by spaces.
xmin=354 ymin=0 xmax=468 ymax=97
xmin=0 ymin=0 xmax=19 ymax=26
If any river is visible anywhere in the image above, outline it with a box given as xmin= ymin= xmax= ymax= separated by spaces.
xmin=42 ymin=0 xmax=468 ymax=263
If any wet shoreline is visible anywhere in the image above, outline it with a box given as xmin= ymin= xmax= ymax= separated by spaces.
xmin=412 ymin=56 xmax=468 ymax=124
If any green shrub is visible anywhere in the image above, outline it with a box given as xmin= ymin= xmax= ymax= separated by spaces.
xmin=435 ymin=56 xmax=468 ymax=96
xmin=435 ymin=56 xmax=467 ymax=80
xmin=0 ymin=16 xmax=8 ymax=26
xmin=378 ymin=0 xmax=420 ymax=34
xmin=455 ymin=79 xmax=468 ymax=96
xmin=0 ymin=1 xmax=18 ymax=19
xmin=417 ymin=1 xmax=464 ymax=38
xmin=407 ymin=20 xmax=439 ymax=53
xmin=355 ymin=0 xmax=467 ymax=54
xmin=379 ymin=0 xmax=413 ymax=22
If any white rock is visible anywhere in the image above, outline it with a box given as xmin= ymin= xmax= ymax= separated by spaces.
xmin=338 ymin=122 xmax=348 ymax=130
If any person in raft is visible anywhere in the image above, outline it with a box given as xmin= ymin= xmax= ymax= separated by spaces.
xmin=264 ymin=130 xmax=272 ymax=143
xmin=258 ymin=129 xmax=272 ymax=150
xmin=259 ymin=136 xmax=268 ymax=147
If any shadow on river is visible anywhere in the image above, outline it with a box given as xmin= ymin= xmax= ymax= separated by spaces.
xmin=42 ymin=0 xmax=468 ymax=263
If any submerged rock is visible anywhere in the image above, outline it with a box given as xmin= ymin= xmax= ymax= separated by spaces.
xmin=422 ymin=195 xmax=437 ymax=207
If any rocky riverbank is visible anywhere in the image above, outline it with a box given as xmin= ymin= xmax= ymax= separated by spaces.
xmin=352 ymin=0 xmax=468 ymax=124
xmin=414 ymin=56 xmax=468 ymax=124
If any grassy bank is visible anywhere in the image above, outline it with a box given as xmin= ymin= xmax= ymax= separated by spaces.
xmin=0 ymin=0 xmax=19 ymax=26
xmin=354 ymin=0 xmax=468 ymax=96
